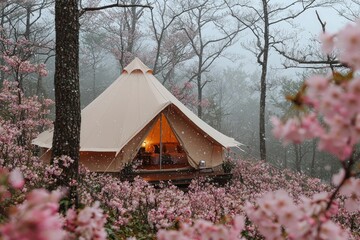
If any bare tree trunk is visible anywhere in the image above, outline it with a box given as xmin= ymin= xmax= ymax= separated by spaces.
xmin=182 ymin=1 xmax=241 ymax=119
xmin=197 ymin=73 xmax=202 ymax=118
xmin=36 ymin=74 xmax=46 ymax=98
xmin=259 ymin=0 xmax=269 ymax=161
xmin=310 ymin=139 xmax=316 ymax=176
xmin=283 ymin=147 xmax=287 ymax=169
xmin=24 ymin=5 xmax=31 ymax=40
xmin=294 ymin=144 xmax=302 ymax=173
xmin=197 ymin=52 xmax=203 ymax=118
xmin=92 ymin=63 xmax=96 ymax=100
xmin=91 ymin=49 xmax=97 ymax=100
xmin=0 ymin=8 xmax=4 ymax=86
xmin=126 ymin=1 xmax=137 ymax=53
xmin=52 ymin=0 xmax=80 ymax=207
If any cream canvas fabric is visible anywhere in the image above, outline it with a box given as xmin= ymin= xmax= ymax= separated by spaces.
xmin=33 ymin=58 xmax=242 ymax=171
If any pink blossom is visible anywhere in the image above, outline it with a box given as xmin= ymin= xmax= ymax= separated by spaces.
xmin=271 ymin=114 xmax=322 ymax=145
xmin=304 ymin=75 xmax=329 ymax=107
xmin=37 ymin=63 xmax=48 ymax=77
xmin=157 ymin=215 xmax=245 ymax=240
xmin=0 ymin=189 xmax=66 ymax=240
xmin=339 ymin=177 xmax=360 ymax=213
xmin=8 ymin=168 xmax=24 ymax=189
xmin=336 ymin=21 xmax=360 ymax=70
xmin=273 ymin=68 xmax=360 ymax=161
xmin=320 ymin=32 xmax=335 ymax=54
xmin=65 ymin=201 xmax=107 ymax=240
xmin=319 ymin=220 xmax=349 ymax=240
xmin=184 ymin=81 xmax=193 ymax=89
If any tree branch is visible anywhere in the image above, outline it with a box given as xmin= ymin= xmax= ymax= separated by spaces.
xmin=273 ymin=45 xmax=344 ymax=68
xmin=316 ymin=10 xmax=336 ymax=73
xmin=79 ymin=3 xmax=153 ymax=17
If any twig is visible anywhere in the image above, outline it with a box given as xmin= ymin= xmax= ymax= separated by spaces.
xmin=315 ymin=10 xmax=335 ymax=73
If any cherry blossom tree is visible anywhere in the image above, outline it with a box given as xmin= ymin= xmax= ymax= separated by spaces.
xmin=0 ymin=0 xmax=54 ymax=96
xmin=270 ymin=20 xmax=360 ymax=239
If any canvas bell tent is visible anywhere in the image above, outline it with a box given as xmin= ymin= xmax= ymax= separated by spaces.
xmin=33 ymin=58 xmax=241 ymax=173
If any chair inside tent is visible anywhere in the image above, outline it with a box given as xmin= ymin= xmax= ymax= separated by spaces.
xmin=134 ymin=113 xmax=191 ymax=170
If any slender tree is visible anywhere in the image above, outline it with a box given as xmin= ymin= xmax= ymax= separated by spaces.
xmin=180 ymin=0 xmax=243 ymax=118
xmin=148 ymin=0 xmax=195 ymax=82
xmin=80 ymin=32 xmax=106 ymax=101
xmin=226 ymin=0 xmax=335 ymax=161
xmin=100 ymin=0 xmax=145 ymax=70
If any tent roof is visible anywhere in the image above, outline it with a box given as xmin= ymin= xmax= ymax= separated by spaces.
xmin=33 ymin=58 xmax=242 ymax=153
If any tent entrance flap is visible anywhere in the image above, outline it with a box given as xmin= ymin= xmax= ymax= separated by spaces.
xmin=135 ymin=113 xmax=190 ymax=170
xmin=164 ymin=106 xmax=224 ymax=168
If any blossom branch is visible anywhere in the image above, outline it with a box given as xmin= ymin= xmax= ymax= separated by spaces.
xmin=326 ymin=155 xmax=356 ymax=211
xmin=314 ymin=155 xmax=356 ymax=239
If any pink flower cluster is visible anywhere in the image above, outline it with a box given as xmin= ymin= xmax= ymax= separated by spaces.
xmin=0 ymin=168 xmax=24 ymax=202
xmin=3 ymin=55 xmax=36 ymax=74
xmin=272 ymin=69 xmax=360 ymax=161
xmin=321 ymin=20 xmax=360 ymax=69
xmin=271 ymin=113 xmax=322 ymax=145
xmin=65 ymin=202 xmax=107 ymax=240
xmin=267 ymin=20 xmax=360 ymax=240
xmin=0 ymin=189 xmax=66 ymax=240
xmin=148 ymin=184 xmax=191 ymax=229
xmin=157 ymin=215 xmax=245 ymax=240
xmin=333 ymin=170 xmax=360 ymax=213
xmin=8 ymin=168 xmax=25 ymax=189
xmin=245 ymin=190 xmax=348 ymax=240
xmin=188 ymin=180 xmax=231 ymax=222
xmin=0 ymin=32 xmax=49 ymax=78
xmin=273 ymin=21 xmax=360 ymax=161
xmin=0 ymin=167 xmax=110 ymax=240
xmin=45 ymin=156 xmax=75 ymax=185
xmin=0 ymin=80 xmax=53 ymax=187
xmin=152 ymin=159 xmax=358 ymax=239
xmin=1 ymin=54 xmax=48 ymax=77
xmin=170 ymin=82 xmax=197 ymax=108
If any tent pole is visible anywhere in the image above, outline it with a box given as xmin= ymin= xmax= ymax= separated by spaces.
xmin=159 ymin=114 xmax=163 ymax=170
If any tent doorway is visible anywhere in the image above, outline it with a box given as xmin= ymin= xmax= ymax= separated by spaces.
xmin=135 ymin=113 xmax=190 ymax=170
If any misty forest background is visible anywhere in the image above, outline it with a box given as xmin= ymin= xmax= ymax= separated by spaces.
xmin=1 ymin=0 xmax=358 ymax=182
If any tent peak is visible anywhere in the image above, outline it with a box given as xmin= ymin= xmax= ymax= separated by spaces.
xmin=122 ymin=57 xmax=153 ymax=74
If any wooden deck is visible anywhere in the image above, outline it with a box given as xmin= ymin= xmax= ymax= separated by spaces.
xmin=121 ymin=167 xmax=232 ymax=188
